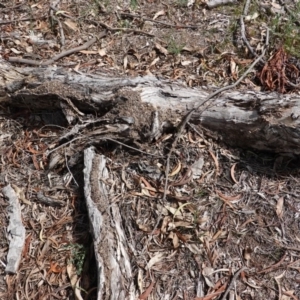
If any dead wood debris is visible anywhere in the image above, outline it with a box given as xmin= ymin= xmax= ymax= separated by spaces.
xmin=258 ymin=46 xmax=300 ymax=93
xmin=2 ymin=185 xmax=25 ymax=274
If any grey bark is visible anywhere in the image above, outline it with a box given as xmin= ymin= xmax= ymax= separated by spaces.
xmin=1 ymin=60 xmax=300 ymax=154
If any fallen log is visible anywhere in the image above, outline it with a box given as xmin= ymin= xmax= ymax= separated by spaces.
xmin=1 ymin=59 xmax=300 ymax=154
xmin=3 ymin=60 xmax=300 ymax=300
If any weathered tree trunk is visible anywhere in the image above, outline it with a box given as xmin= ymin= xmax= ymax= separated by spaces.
xmin=1 ymin=60 xmax=300 ymax=154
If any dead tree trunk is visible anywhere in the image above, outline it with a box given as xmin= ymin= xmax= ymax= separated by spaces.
xmin=1 ymin=60 xmax=299 ymax=154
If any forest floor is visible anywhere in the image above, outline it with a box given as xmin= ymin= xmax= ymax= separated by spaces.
xmin=1 ymin=0 xmax=300 ymax=299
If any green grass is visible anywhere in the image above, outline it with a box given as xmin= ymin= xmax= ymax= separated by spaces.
xmin=176 ymin=0 xmax=188 ymax=7
xmin=130 ymin=0 xmax=138 ymax=10
xmin=269 ymin=5 xmax=300 ymax=58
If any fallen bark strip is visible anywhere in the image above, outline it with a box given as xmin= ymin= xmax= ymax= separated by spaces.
xmin=2 ymin=184 xmax=26 ymax=274
xmin=83 ymin=147 xmax=136 ymax=300
xmin=1 ymin=59 xmax=300 ymax=154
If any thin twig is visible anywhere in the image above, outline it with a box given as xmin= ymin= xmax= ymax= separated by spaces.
xmin=48 ymin=135 xmax=162 ymax=158
xmin=220 ymin=266 xmax=247 ymax=300
xmin=243 ymin=0 xmax=251 ymax=15
xmin=240 ymin=16 xmax=257 ymax=58
xmin=50 ymin=5 xmax=76 ymax=20
xmin=65 ymin=150 xmax=79 ymax=187
xmin=50 ymin=2 xmax=65 ymax=47
xmin=8 ymin=33 xmax=106 ymax=66
xmin=240 ymin=0 xmax=267 ymax=63
xmin=104 ymin=137 xmax=163 ymax=157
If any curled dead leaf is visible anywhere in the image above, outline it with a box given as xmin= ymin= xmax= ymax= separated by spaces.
xmin=276 ymin=196 xmax=284 ymax=219
xmin=169 ymin=161 xmax=181 ymax=177
xmin=230 ymin=163 xmax=239 ymax=184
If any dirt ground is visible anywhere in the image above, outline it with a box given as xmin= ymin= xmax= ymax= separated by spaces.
xmin=1 ymin=0 xmax=300 ymax=299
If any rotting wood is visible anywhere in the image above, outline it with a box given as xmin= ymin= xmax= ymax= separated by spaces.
xmin=1 ymin=59 xmax=300 ymax=154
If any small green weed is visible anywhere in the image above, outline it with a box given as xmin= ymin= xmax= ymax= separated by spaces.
xmin=195 ymin=188 xmax=208 ymax=198
xmin=176 ymin=0 xmax=188 ymax=7
xmin=167 ymin=37 xmax=185 ymax=55
xmin=119 ymin=19 xmax=131 ymax=29
xmin=130 ymin=0 xmax=138 ymax=10
xmin=65 ymin=243 xmax=86 ymax=275
xmin=269 ymin=2 xmax=300 ymax=57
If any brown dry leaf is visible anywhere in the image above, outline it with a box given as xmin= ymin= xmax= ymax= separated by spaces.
xmin=22 ymin=234 xmax=32 ymax=259
xmin=67 ymin=263 xmax=83 ymax=300
xmin=169 ymin=161 xmax=181 ymax=177
xmin=216 ymin=190 xmax=242 ymax=201
xmin=98 ymin=48 xmax=106 ymax=56
xmin=139 ymin=281 xmax=155 ymax=299
xmin=276 ymin=196 xmax=284 ymax=219
xmin=173 ymin=221 xmax=194 ymax=228
xmin=188 ymin=132 xmax=198 ymax=143
xmin=165 ymin=205 xmax=179 ymax=216
xmin=146 ymin=253 xmax=165 ymax=270
xmin=35 ymin=20 xmax=48 ymax=31
xmin=153 ymin=10 xmax=165 ymax=20
xmin=138 ymin=223 xmax=151 ymax=232
xmin=64 ymin=19 xmax=79 ymax=32
xmin=208 ymin=149 xmax=219 ymax=176
xmin=32 ymin=154 xmax=40 ymax=170
xmin=243 ymin=247 xmax=252 ymax=263
xmin=173 ymin=203 xmax=191 ymax=221
xmin=230 ymin=163 xmax=239 ymax=184
xmin=161 ymin=216 xmax=171 ymax=234
xmin=274 ymin=271 xmax=286 ymax=300
xmin=174 ymin=230 xmax=190 ymax=243
xmin=195 ymin=283 xmax=227 ymax=300
xmin=211 ymin=229 xmax=226 ymax=242
xmin=150 ymin=57 xmax=160 ymax=67
xmin=181 ymin=60 xmax=193 ymax=66
xmin=282 ymin=290 xmax=297 ymax=300
xmin=155 ymin=43 xmax=168 ymax=56
xmin=10 ymin=48 xmax=22 ymax=55
xmin=124 ymin=55 xmax=128 ymax=69
xmin=173 ymin=232 xmax=179 ymax=248
xmin=140 ymin=176 xmax=157 ymax=196
xmin=74 ymin=63 xmax=81 ymax=72
xmin=48 ymin=262 xmax=63 ymax=274
xmin=137 ymin=269 xmax=143 ymax=294
xmin=12 ymin=184 xmax=31 ymax=206
xmin=230 ymin=58 xmax=237 ymax=79
xmin=168 ymin=231 xmax=179 ymax=248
